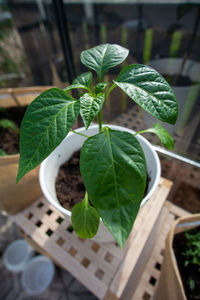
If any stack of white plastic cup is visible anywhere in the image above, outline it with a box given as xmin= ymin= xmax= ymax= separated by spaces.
xmin=3 ymin=239 xmax=55 ymax=295
xmin=21 ymin=255 xmax=55 ymax=295
xmin=3 ymin=239 xmax=34 ymax=273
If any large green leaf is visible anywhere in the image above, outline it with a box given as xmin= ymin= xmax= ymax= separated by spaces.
xmin=72 ymin=193 xmax=100 ymax=239
xmin=80 ymin=127 xmax=147 ymax=247
xmin=72 ymin=72 xmax=92 ymax=87
xmin=115 ymin=64 xmax=178 ymax=124
xmin=80 ymin=93 xmax=105 ymax=129
xmin=139 ymin=123 xmax=174 ymax=150
xmin=81 ymin=44 xmax=129 ymax=80
xmin=17 ymin=88 xmax=80 ymax=182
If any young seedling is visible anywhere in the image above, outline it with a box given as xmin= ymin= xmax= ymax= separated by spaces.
xmin=17 ymin=44 xmax=178 ymax=247
xmin=0 ymin=119 xmax=18 ymax=132
xmin=0 ymin=119 xmax=18 ymax=156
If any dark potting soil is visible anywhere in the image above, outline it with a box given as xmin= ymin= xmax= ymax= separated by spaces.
xmin=56 ymin=150 xmax=150 ymax=211
xmin=0 ymin=106 xmax=27 ymax=154
xmin=56 ymin=151 xmax=85 ymax=210
xmin=162 ymin=74 xmax=197 ymax=87
xmin=173 ymin=227 xmax=200 ymax=300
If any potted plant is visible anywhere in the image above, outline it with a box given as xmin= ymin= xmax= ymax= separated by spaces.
xmin=0 ymin=87 xmax=48 ymax=214
xmin=17 ymin=44 xmax=178 ymax=247
xmin=155 ymin=214 xmax=200 ymax=300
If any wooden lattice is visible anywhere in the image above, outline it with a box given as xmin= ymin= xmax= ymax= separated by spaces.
xmin=13 ymin=178 xmax=175 ymax=299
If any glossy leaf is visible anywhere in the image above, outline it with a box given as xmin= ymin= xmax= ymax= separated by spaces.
xmin=17 ymin=88 xmax=80 ymax=182
xmin=80 ymin=127 xmax=147 ymax=247
xmin=80 ymin=93 xmax=105 ymax=129
xmin=94 ymin=82 xmax=108 ymax=95
xmin=72 ymin=72 xmax=92 ymax=88
xmin=142 ymin=123 xmax=174 ymax=150
xmin=81 ymin=44 xmax=129 ymax=80
xmin=63 ymin=83 xmax=89 ymax=93
xmin=115 ymin=64 xmax=178 ymax=124
xmin=72 ymin=193 xmax=100 ymax=239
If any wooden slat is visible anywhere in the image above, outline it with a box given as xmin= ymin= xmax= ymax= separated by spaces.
xmin=109 ymin=179 xmax=172 ymax=298
xmin=130 ymin=202 xmax=191 ymax=300
xmin=13 ymin=178 xmax=173 ymax=299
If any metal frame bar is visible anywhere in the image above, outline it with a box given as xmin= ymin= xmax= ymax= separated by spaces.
xmin=52 ymin=0 xmax=76 ymax=83
xmin=153 ymin=145 xmax=200 ymax=168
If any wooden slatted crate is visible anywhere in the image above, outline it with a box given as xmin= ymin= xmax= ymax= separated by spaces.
xmin=13 ymin=178 xmax=178 ymax=299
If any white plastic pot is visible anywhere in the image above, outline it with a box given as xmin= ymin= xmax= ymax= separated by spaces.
xmin=144 ymin=58 xmax=200 ymax=134
xmin=3 ymin=239 xmax=34 ymax=273
xmin=21 ymin=255 xmax=55 ymax=295
xmin=39 ymin=125 xmax=161 ymax=243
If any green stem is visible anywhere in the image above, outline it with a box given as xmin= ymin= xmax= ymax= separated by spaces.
xmin=98 ymin=73 xmax=102 ymax=83
xmin=83 ymin=191 xmax=88 ymax=205
xmin=70 ymin=130 xmax=89 ymax=138
xmin=133 ymin=129 xmax=149 ymax=136
xmin=98 ymin=111 xmax=102 ymax=132
xmin=105 ymin=83 xmax=116 ymax=98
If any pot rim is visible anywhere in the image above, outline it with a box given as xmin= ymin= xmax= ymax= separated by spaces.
xmin=39 ymin=124 xmax=161 ymax=218
xmin=148 ymin=58 xmax=200 ymax=87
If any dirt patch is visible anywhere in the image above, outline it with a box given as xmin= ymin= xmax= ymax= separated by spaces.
xmin=173 ymin=227 xmax=200 ymax=300
xmin=56 ymin=150 xmax=150 ymax=210
xmin=0 ymin=105 xmax=27 ymax=154
xmin=56 ymin=151 xmax=85 ymax=210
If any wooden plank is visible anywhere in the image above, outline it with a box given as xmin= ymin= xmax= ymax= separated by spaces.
xmin=13 ymin=177 xmax=173 ymax=300
xmin=130 ymin=202 xmax=191 ymax=300
xmin=109 ymin=179 xmax=172 ymax=298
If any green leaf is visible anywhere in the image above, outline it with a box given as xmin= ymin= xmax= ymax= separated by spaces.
xmin=81 ymin=44 xmax=129 ymax=80
xmin=63 ymin=72 xmax=92 ymax=93
xmin=80 ymin=127 xmax=147 ymax=247
xmin=80 ymin=93 xmax=105 ymax=129
xmin=0 ymin=148 xmax=7 ymax=156
xmin=63 ymin=83 xmax=89 ymax=93
xmin=94 ymin=82 xmax=108 ymax=95
xmin=0 ymin=119 xmax=18 ymax=132
xmin=72 ymin=193 xmax=100 ymax=239
xmin=114 ymin=64 xmax=178 ymax=124
xmin=142 ymin=123 xmax=174 ymax=150
xmin=17 ymin=88 xmax=80 ymax=182
xmin=72 ymin=72 xmax=92 ymax=88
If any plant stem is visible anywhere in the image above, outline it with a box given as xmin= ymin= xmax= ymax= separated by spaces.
xmin=98 ymin=111 xmax=102 ymax=132
xmin=83 ymin=191 xmax=88 ymax=205
xmin=70 ymin=130 xmax=89 ymax=138
xmin=105 ymin=83 xmax=116 ymax=98
xmin=134 ymin=129 xmax=148 ymax=136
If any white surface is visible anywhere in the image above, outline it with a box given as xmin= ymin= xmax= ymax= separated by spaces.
xmin=3 ymin=239 xmax=34 ymax=273
xmin=39 ymin=125 xmax=161 ymax=243
xmin=21 ymin=255 xmax=55 ymax=295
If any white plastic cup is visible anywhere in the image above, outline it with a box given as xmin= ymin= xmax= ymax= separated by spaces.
xmin=21 ymin=255 xmax=55 ymax=295
xmin=3 ymin=239 xmax=34 ymax=273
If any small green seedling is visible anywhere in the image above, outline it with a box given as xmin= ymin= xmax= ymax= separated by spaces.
xmin=17 ymin=44 xmax=178 ymax=247
xmin=183 ymin=228 xmax=200 ymax=290
xmin=0 ymin=119 xmax=18 ymax=132
xmin=0 ymin=119 xmax=18 ymax=156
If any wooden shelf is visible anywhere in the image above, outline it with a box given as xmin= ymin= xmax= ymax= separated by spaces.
xmin=12 ymin=178 xmax=189 ymax=300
